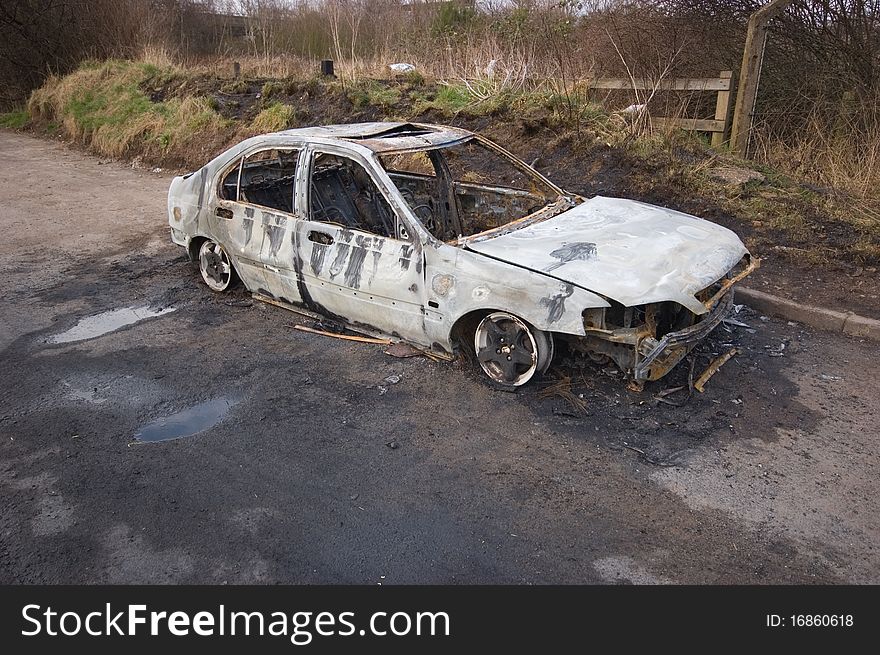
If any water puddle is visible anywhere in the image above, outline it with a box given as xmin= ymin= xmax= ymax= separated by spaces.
xmin=132 ymin=397 xmax=238 ymax=443
xmin=48 ymin=306 xmax=175 ymax=344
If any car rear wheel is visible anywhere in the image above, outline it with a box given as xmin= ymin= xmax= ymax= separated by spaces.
xmin=198 ymin=239 xmax=237 ymax=292
xmin=474 ymin=312 xmax=553 ymax=388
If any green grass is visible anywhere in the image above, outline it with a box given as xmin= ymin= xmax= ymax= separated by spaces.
xmin=261 ymin=80 xmax=284 ymax=99
xmin=0 ymin=110 xmax=29 ymax=129
xmin=347 ymin=81 xmax=401 ymax=109
xmin=251 ymin=102 xmax=296 ymax=133
xmin=423 ymin=84 xmax=472 ymax=114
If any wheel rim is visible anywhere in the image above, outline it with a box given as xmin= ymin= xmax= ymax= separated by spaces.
xmin=199 ymin=240 xmax=232 ymax=291
xmin=474 ymin=312 xmax=540 ymax=387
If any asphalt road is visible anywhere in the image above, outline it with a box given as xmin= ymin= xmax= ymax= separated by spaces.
xmin=1 ymin=131 xmax=878 ymax=584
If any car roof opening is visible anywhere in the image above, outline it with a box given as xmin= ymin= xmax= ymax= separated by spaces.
xmin=346 ymin=123 xmax=436 ymax=140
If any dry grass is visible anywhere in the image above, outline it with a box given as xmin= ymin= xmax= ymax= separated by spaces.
xmin=181 ymin=54 xmax=319 ymax=81
xmin=538 ymin=376 xmax=590 ymax=416
xmin=752 ymin=108 xmax=880 ymax=201
xmin=27 ymin=59 xmax=233 ymax=161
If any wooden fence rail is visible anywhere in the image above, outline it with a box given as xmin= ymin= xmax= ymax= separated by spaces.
xmin=590 ymin=70 xmax=735 ymax=147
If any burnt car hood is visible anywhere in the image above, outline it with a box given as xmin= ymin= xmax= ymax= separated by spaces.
xmin=464 ymin=195 xmax=748 ymax=314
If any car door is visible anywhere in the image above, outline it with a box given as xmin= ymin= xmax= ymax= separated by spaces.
xmin=291 ymin=146 xmax=426 ymax=341
xmin=212 ymin=146 xmax=305 ymax=303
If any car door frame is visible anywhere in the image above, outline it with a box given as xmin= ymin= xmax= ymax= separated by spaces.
xmin=291 ymin=142 xmax=429 ymax=342
xmin=212 ymin=142 xmax=308 ymax=302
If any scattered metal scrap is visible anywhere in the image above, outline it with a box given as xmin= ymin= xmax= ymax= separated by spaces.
xmin=622 ymin=445 xmax=680 ymax=467
xmin=653 ymin=385 xmax=689 ymax=406
xmin=289 ymin=323 xmax=391 ymax=344
xmin=384 ymin=342 xmax=422 ymax=358
xmin=765 ymin=341 xmax=788 ymax=357
xmin=694 ymin=347 xmax=739 ymax=392
xmin=289 ymin=323 xmax=447 ymax=362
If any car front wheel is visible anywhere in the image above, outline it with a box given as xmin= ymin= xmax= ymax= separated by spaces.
xmin=474 ymin=312 xmax=553 ymax=388
xmin=198 ymin=239 xmax=237 ymax=292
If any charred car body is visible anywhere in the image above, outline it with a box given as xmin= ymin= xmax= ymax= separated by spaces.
xmin=168 ymin=122 xmax=757 ymax=388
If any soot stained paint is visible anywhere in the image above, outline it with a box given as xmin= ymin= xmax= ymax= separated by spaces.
xmin=329 ymin=243 xmax=351 ymax=279
xmin=369 ymin=250 xmax=381 ymax=284
xmin=242 ymin=217 xmax=254 ymax=246
xmin=310 ymin=242 xmax=328 ymax=275
xmin=288 ymin=229 xmax=349 ymax=324
xmin=344 ymin=235 xmax=372 ymax=288
xmin=539 ymin=284 xmax=575 ymax=324
xmin=399 ymin=244 xmax=413 ymax=270
xmin=545 ymin=242 xmax=597 ymax=272
xmin=266 ymin=224 xmax=286 ymax=257
xmin=197 ymin=167 xmax=207 ymax=209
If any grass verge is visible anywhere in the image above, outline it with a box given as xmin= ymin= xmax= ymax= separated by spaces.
xmin=0 ymin=109 xmax=29 ymax=129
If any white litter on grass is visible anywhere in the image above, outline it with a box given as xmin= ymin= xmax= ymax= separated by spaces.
xmin=48 ymin=306 xmax=176 ymax=344
xmin=389 ymin=63 xmax=415 ymax=73
xmin=620 ymin=104 xmax=646 ymax=114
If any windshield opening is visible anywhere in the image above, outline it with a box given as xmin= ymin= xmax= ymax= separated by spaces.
xmin=378 ymin=137 xmax=564 ymax=242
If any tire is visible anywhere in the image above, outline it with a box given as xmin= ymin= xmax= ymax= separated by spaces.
xmin=473 ymin=312 xmax=553 ymax=388
xmin=198 ymin=239 xmax=237 ymax=292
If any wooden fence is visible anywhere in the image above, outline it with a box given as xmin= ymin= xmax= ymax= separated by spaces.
xmin=589 ymin=70 xmax=734 ymax=147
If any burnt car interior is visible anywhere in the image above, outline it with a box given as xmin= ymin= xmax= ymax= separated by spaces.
xmin=380 ymin=138 xmax=561 ymax=241
xmin=309 ymin=153 xmax=396 ymax=237
xmin=221 ymin=148 xmax=300 ymax=214
xmin=217 ymin=137 xmax=563 ymax=244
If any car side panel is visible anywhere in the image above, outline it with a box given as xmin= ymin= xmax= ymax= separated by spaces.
xmin=423 ymin=244 xmax=611 ymax=352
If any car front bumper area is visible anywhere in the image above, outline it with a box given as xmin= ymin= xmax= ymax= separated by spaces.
xmin=632 ymin=288 xmax=736 ymax=381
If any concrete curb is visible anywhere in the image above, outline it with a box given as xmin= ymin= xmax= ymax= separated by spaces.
xmin=736 ymin=286 xmax=880 ymax=341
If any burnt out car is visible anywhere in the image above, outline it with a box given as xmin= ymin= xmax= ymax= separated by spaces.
xmin=168 ymin=122 xmax=757 ymax=388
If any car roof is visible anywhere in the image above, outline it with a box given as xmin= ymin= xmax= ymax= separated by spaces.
xmin=273 ymin=121 xmax=473 ymax=153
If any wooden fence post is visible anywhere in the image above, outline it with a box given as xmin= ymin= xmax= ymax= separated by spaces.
xmin=711 ymin=70 xmax=734 ymax=147
xmin=730 ymin=0 xmax=793 ymax=157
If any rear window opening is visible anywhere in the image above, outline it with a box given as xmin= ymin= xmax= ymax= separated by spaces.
xmin=220 ymin=148 xmax=300 ymax=214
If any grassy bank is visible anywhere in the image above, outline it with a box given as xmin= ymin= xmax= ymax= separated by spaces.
xmin=9 ymin=58 xmax=880 ymax=277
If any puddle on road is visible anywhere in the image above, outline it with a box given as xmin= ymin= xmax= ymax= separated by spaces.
xmin=48 ymin=306 xmax=176 ymax=344
xmin=132 ymin=397 xmax=238 ymax=443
